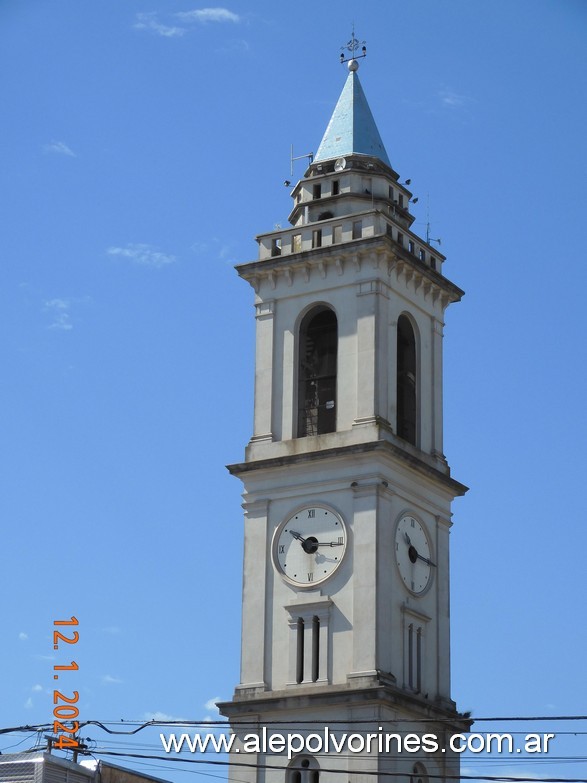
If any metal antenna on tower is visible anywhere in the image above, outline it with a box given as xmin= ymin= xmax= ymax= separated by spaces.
xmin=340 ymin=25 xmax=367 ymax=65
xmin=289 ymin=144 xmax=314 ymax=179
xmin=425 ymin=194 xmax=442 ymax=247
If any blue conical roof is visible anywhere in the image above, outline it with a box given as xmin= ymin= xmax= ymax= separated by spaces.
xmin=314 ymin=69 xmax=391 ymax=167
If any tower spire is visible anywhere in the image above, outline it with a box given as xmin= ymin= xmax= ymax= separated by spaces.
xmin=315 ymin=33 xmax=391 ymax=167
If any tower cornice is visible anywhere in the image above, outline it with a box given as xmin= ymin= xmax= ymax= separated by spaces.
xmin=227 ymin=439 xmax=468 ymax=499
xmin=237 ymin=235 xmax=463 ymax=308
xmin=219 ymin=676 xmax=472 ymax=732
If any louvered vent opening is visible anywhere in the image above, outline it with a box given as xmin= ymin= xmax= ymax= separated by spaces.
xmin=0 ymin=762 xmax=36 ymax=783
xmin=45 ymin=768 xmax=91 ymax=783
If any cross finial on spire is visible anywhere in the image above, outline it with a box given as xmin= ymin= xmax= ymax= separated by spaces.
xmin=340 ymin=25 xmax=367 ymax=69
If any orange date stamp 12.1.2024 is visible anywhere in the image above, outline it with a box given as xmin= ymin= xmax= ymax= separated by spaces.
xmin=52 ymin=616 xmax=80 ymax=751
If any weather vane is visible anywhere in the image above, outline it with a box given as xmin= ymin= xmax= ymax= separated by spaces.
xmin=340 ymin=25 xmax=367 ymax=65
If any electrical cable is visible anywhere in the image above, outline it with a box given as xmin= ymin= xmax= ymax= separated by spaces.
xmin=90 ymin=749 xmax=587 ymax=783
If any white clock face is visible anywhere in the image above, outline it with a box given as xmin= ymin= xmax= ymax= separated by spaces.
xmin=274 ymin=506 xmax=346 ymax=587
xmin=395 ymin=515 xmax=433 ymax=594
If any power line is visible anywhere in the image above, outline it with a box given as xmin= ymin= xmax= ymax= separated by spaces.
xmin=3 ymin=715 xmax=587 ymax=739
xmin=77 ymin=716 xmax=587 ymax=733
xmin=91 ymin=749 xmax=587 ymax=783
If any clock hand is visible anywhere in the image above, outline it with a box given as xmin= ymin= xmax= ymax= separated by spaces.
xmin=289 ymin=530 xmax=320 ymax=554
xmin=316 ymin=541 xmax=344 ymax=547
xmin=289 ymin=530 xmax=306 ymax=543
xmin=404 ymin=532 xmax=431 ymax=566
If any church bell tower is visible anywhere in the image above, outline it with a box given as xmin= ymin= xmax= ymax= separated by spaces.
xmin=220 ymin=46 xmax=469 ymax=783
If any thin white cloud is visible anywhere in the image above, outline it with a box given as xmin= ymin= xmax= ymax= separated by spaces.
xmin=101 ymin=626 xmax=121 ymax=635
xmin=190 ymin=237 xmax=236 ymax=264
xmin=101 ymin=674 xmax=123 ymax=685
xmin=31 ymin=684 xmax=43 ymax=692
xmin=143 ymin=711 xmax=187 ymax=722
xmin=202 ymin=695 xmax=224 ymax=723
xmin=44 ymin=298 xmax=73 ymax=331
xmin=44 ymin=141 xmax=77 ymax=157
xmin=18 ymin=632 xmax=28 ymax=641
xmin=438 ymin=88 xmax=473 ymax=109
xmin=176 ymin=8 xmax=240 ymax=23
xmin=204 ymin=696 xmax=220 ymax=713
xmin=215 ymin=38 xmax=249 ymax=55
xmin=24 ymin=697 xmax=33 ymax=709
xmin=134 ymin=12 xmax=185 ymax=38
xmin=107 ymin=243 xmax=176 ymax=268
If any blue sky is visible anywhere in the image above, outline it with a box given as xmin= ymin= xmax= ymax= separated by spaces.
xmin=1 ymin=0 xmax=586 ymax=781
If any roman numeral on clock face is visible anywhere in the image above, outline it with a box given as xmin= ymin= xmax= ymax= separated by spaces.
xmin=307 ymin=509 xmax=315 ymax=518
xmin=279 ymin=545 xmax=285 ymax=554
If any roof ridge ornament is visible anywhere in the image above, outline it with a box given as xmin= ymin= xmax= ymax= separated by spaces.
xmin=340 ymin=26 xmax=367 ymax=70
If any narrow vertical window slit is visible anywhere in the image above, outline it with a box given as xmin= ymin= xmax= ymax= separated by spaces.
xmin=296 ymin=618 xmax=305 ymax=684
xmin=311 ymin=616 xmax=320 ymax=682
xmin=416 ymin=626 xmax=422 ymax=693
xmin=408 ymin=623 xmax=414 ymax=689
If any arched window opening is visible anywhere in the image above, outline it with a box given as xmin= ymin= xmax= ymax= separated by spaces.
xmin=411 ymin=763 xmax=428 ymax=783
xmin=297 ymin=308 xmax=337 ymax=437
xmin=397 ymin=314 xmax=417 ymax=445
xmin=287 ymin=757 xmax=320 ymax=783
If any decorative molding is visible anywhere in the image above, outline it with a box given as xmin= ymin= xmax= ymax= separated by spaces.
xmin=435 ymin=513 xmax=453 ymax=530
xmin=255 ymin=300 xmax=275 ymax=319
xmin=433 ymin=319 xmax=444 ymax=336
xmin=401 ymin=603 xmax=432 ymax=624
xmin=346 ymin=670 xmax=379 ymax=682
xmin=357 ymin=279 xmax=388 ymax=297
xmin=233 ymin=683 xmax=268 ymax=697
xmin=241 ymin=498 xmax=270 ymax=519
xmin=285 ymin=597 xmax=333 ymax=617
